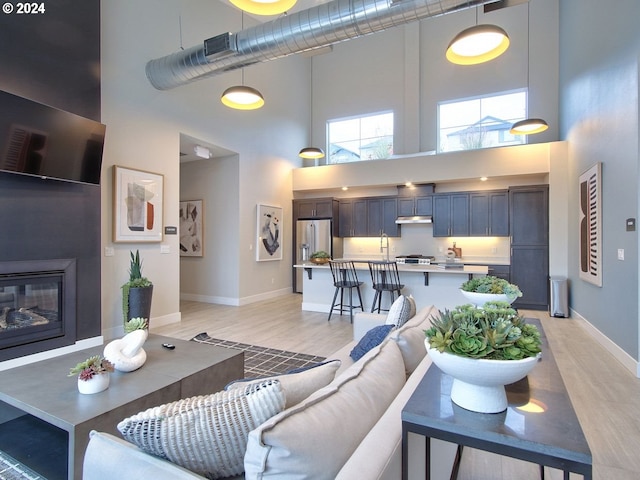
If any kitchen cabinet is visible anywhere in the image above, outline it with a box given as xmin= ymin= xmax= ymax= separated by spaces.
xmin=509 ymin=185 xmax=549 ymax=310
xmin=367 ymin=197 xmax=399 ymax=237
xmin=488 ymin=264 xmax=510 ymax=281
xmin=293 ymin=198 xmax=335 ymax=219
xmin=397 ymin=195 xmax=433 ymax=217
xmin=469 ymin=191 xmax=509 ymax=236
xmin=433 ymin=193 xmax=469 ymax=237
xmin=338 ymin=198 xmax=367 ymax=237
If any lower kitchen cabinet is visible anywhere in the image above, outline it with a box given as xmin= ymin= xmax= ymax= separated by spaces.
xmin=488 ymin=264 xmax=510 ymax=281
xmin=511 ymin=247 xmax=549 ymax=309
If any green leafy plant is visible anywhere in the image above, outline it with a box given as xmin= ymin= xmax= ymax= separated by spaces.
xmin=424 ymin=302 xmax=541 ymax=360
xmin=460 ymin=275 xmax=523 ymax=299
xmin=69 ymin=355 xmax=114 ymax=381
xmin=310 ymin=251 xmax=330 ymax=259
xmin=124 ymin=317 xmax=148 ymax=333
xmin=122 ymin=250 xmax=152 ymax=323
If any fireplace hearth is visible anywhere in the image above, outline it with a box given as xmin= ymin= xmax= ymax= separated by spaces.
xmin=0 ymin=258 xmax=76 ymax=362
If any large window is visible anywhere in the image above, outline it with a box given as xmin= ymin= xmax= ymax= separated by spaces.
xmin=327 ymin=112 xmax=393 ymax=164
xmin=438 ymin=90 xmax=526 ymax=153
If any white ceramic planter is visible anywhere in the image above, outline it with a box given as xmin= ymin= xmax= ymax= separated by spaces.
xmin=426 ymin=341 xmax=538 ymax=413
xmin=77 ymin=373 xmax=110 ymax=394
xmin=459 ymin=290 xmax=514 ymax=307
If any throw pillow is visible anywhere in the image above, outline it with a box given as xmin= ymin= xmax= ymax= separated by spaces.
xmin=349 ymin=324 xmax=394 ymax=361
xmin=244 ymin=340 xmax=406 ymax=480
xmin=225 ymin=359 xmax=341 ymax=408
xmin=117 ymin=380 xmax=285 ymax=479
xmin=390 ymin=305 xmax=439 ymax=375
xmin=407 ymin=294 xmax=417 ymax=318
xmin=385 ymin=295 xmax=412 ymax=328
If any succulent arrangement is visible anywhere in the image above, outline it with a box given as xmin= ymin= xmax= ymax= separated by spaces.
xmin=122 ymin=250 xmax=153 ymax=322
xmin=460 ymin=275 xmax=523 ymax=300
xmin=124 ymin=317 xmax=148 ymax=333
xmin=69 ymin=355 xmax=114 ymax=381
xmin=310 ymin=250 xmax=330 ymax=259
xmin=425 ymin=302 xmax=541 ymax=360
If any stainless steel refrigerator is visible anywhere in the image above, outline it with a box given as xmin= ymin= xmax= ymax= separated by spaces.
xmin=295 ymin=219 xmax=341 ymax=293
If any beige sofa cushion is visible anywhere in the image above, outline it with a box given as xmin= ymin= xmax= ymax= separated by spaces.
xmin=244 ymin=339 xmax=406 ymax=479
xmin=389 ymin=305 xmax=439 ymax=375
xmin=225 ymin=359 xmax=341 ymax=408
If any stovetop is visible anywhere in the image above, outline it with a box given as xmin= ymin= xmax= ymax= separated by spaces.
xmin=395 ymin=254 xmax=435 ymax=265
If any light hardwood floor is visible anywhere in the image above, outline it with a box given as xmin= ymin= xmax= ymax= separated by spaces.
xmin=153 ymin=294 xmax=640 ymax=480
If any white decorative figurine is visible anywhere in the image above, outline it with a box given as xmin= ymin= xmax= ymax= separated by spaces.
xmin=104 ymin=328 xmax=148 ymax=372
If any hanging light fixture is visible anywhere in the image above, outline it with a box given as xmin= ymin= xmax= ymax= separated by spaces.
xmin=510 ymin=3 xmax=548 ymax=135
xmin=229 ymin=0 xmax=296 ymax=16
xmin=221 ymin=12 xmax=265 ymax=110
xmin=299 ymin=147 xmax=324 ymax=159
xmin=221 ymin=84 xmax=264 ymax=110
xmin=446 ymin=24 xmax=510 ymax=65
xmin=299 ymin=57 xmax=325 ymax=160
xmin=446 ymin=6 xmax=509 ymax=66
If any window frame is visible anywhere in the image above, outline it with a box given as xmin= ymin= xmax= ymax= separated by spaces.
xmin=326 ymin=110 xmax=394 ymax=164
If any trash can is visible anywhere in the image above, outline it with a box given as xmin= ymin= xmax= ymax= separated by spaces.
xmin=549 ymin=276 xmax=569 ymax=318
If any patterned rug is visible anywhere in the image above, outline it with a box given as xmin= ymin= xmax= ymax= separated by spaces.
xmin=0 ymin=450 xmax=45 ymax=480
xmin=191 ymin=333 xmax=326 ymax=378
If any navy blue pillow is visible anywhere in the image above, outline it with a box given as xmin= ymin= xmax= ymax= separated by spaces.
xmin=349 ymin=324 xmax=395 ymax=361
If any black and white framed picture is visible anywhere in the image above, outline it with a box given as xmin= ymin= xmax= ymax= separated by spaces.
xmin=256 ymin=204 xmax=282 ymax=261
xmin=579 ymin=162 xmax=602 ymax=287
xmin=179 ymin=200 xmax=203 ymax=257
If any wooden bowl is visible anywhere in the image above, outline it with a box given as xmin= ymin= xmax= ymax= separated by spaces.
xmin=310 ymin=257 xmax=330 ymax=265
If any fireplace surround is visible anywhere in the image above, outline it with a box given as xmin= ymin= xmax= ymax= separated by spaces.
xmin=0 ymin=259 xmax=76 ymax=362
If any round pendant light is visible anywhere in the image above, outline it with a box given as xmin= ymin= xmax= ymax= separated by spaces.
xmin=509 ymin=118 xmax=549 ymax=135
xmin=298 ymin=147 xmax=325 ymax=159
xmin=230 ymin=0 xmax=297 ymax=16
xmin=446 ymin=24 xmax=510 ymax=65
xmin=221 ymin=85 xmax=265 ymax=110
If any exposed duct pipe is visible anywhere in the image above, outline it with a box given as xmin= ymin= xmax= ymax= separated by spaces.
xmin=146 ymin=0 xmax=503 ymax=90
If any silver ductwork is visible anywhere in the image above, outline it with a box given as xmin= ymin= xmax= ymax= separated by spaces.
xmin=146 ymin=0 xmax=499 ymax=90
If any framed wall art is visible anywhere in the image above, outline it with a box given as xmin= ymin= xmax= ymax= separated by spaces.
xmin=180 ymin=200 xmax=204 ymax=257
xmin=579 ymin=162 xmax=602 ymax=287
xmin=113 ymin=165 xmax=164 ymax=243
xmin=256 ymin=204 xmax=282 ymax=261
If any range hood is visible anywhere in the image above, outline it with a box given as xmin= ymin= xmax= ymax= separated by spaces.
xmin=395 ymin=215 xmax=433 ymax=224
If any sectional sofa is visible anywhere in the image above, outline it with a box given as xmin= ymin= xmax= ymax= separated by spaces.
xmin=83 ymin=303 xmax=457 ymax=479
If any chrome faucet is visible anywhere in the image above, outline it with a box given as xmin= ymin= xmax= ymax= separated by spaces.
xmin=380 ymin=232 xmax=390 ymax=261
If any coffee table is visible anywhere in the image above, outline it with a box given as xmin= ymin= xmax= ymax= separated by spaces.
xmin=0 ymin=334 xmax=244 ymax=480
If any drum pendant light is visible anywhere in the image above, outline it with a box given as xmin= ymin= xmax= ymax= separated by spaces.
xmin=510 ymin=3 xmax=548 ymax=135
xmin=220 ymin=13 xmax=265 ymax=110
xmin=446 ymin=24 xmax=510 ymax=65
xmin=230 ymin=0 xmax=297 ymax=16
xmin=299 ymin=58 xmax=325 ymax=160
xmin=221 ymin=84 xmax=264 ymax=110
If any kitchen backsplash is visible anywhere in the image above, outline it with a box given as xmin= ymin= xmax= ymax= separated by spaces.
xmin=342 ymin=225 xmax=510 ymax=264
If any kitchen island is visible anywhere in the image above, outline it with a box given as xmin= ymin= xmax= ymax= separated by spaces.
xmin=294 ymin=260 xmax=488 ymax=314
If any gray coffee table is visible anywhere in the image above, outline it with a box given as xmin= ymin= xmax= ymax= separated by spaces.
xmin=0 ymin=334 xmax=243 ymax=480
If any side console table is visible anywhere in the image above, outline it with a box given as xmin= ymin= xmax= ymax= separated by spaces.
xmin=0 ymin=334 xmax=243 ymax=480
xmin=401 ymin=319 xmax=592 ymax=480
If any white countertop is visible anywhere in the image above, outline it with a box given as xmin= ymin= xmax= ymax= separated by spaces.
xmin=294 ymin=261 xmax=488 ymax=275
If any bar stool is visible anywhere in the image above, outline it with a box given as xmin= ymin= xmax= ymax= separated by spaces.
xmin=328 ymin=260 xmax=364 ymax=323
xmin=368 ymin=260 xmax=404 ymax=313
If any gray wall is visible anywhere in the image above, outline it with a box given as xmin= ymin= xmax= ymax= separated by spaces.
xmin=559 ymin=0 xmax=639 ymax=358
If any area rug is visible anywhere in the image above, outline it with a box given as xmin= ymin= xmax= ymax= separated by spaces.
xmin=0 ymin=450 xmax=45 ymax=480
xmin=192 ymin=333 xmax=326 ymax=378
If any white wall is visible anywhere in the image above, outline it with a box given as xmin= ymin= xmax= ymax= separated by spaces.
xmin=100 ymin=0 xmax=307 ymax=338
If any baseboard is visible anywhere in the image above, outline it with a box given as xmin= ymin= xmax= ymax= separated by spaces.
xmin=571 ymin=308 xmax=640 ymax=378
xmin=0 ymin=336 xmax=103 ymax=371
xmin=180 ymin=288 xmax=291 ymax=307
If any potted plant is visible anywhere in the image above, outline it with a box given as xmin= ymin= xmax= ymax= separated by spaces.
xmin=122 ymin=250 xmax=153 ymax=328
xmin=424 ymin=302 xmax=541 ymax=413
xmin=459 ymin=275 xmax=522 ymax=306
xmin=309 ymin=250 xmax=331 ymax=264
xmin=69 ymin=355 xmax=114 ymax=394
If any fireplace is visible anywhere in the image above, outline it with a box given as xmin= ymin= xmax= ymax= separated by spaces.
xmin=0 ymin=259 xmax=76 ymax=362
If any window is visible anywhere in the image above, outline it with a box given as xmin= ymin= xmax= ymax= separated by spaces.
xmin=438 ymin=90 xmax=526 ymax=153
xmin=327 ymin=112 xmax=393 ymax=164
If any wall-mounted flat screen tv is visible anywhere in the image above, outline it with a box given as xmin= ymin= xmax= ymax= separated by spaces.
xmin=0 ymin=90 xmax=105 ymax=185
